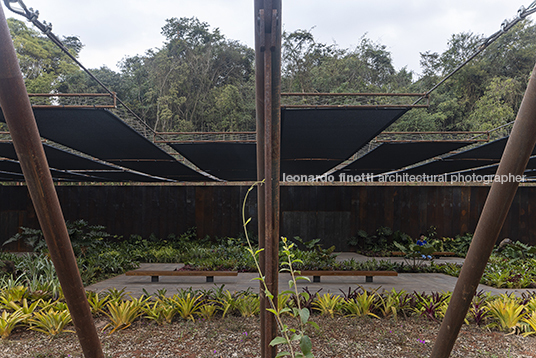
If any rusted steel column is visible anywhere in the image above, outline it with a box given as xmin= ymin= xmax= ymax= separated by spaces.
xmin=431 ymin=62 xmax=536 ymax=358
xmin=0 ymin=5 xmax=104 ymax=358
xmin=255 ymin=1 xmax=281 ymax=357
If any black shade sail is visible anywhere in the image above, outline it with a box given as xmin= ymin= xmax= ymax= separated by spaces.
xmin=0 ymin=108 xmax=210 ymax=182
xmin=454 ymin=156 xmax=536 ymax=179
xmin=334 ymin=141 xmax=473 ymax=178
xmin=399 ymin=137 xmax=534 ymax=176
xmin=171 ymin=108 xmax=410 ymax=181
xmin=0 ymin=158 xmax=97 ymax=181
xmin=280 ymin=107 xmax=409 ymax=175
xmin=170 ymin=142 xmax=257 ymax=181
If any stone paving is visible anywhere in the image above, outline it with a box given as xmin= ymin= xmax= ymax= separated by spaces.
xmin=85 ymin=253 xmax=535 ymax=297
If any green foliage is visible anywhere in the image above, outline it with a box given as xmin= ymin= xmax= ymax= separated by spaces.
xmin=86 ymin=291 xmax=109 ymax=316
xmin=521 ymin=311 xmax=536 ymax=337
xmin=170 ymin=293 xmax=203 ymax=321
xmin=8 ymin=18 xmax=82 ymax=93
xmin=235 ymin=294 xmax=260 ymax=317
xmin=486 ymin=295 xmax=525 ymax=334
xmin=0 ymin=309 xmax=31 ymax=339
xmin=103 ymin=296 xmax=149 ymax=333
xmin=495 ymin=240 xmax=536 ymax=261
xmin=411 ymin=292 xmax=450 ymax=323
xmin=342 ymin=288 xmax=380 ymax=319
xmin=378 ymin=288 xmax=410 ymax=320
xmin=2 ymin=298 xmax=42 ymax=323
xmin=198 ymin=303 xmax=218 ymax=321
xmin=351 ymin=227 xmax=396 ymax=255
xmin=29 ymin=308 xmax=74 ymax=338
xmin=142 ymin=299 xmax=177 ymax=325
xmin=312 ymin=293 xmax=342 ymax=318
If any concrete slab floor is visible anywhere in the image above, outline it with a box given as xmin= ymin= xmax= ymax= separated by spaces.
xmin=85 ymin=253 xmax=535 ymax=298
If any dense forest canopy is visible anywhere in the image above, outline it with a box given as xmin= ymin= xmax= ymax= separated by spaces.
xmin=7 ymin=16 xmax=536 ymax=134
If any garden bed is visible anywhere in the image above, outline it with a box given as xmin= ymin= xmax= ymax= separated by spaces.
xmin=1 ymin=315 xmax=535 ymax=358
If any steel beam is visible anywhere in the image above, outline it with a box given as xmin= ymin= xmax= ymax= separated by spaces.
xmin=0 ymin=4 xmax=104 ymax=358
xmin=255 ymin=1 xmax=282 ymax=357
xmin=431 ymin=62 xmax=536 ymax=357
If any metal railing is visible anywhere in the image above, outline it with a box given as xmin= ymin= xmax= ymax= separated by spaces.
xmin=154 ymin=131 xmax=257 ymax=143
xmin=281 ymin=92 xmax=430 ymax=108
xmin=28 ymin=93 xmax=117 ymax=108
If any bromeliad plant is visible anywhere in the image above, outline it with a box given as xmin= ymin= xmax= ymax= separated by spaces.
xmin=102 ymin=296 xmax=149 ymax=333
xmin=242 ymin=181 xmax=317 ymax=358
xmin=341 ymin=287 xmax=380 ymax=319
xmin=0 ymin=309 xmax=30 ymax=339
xmin=29 ymin=308 xmax=74 ymax=339
xmin=312 ymin=293 xmax=342 ymax=318
xmin=486 ymin=294 xmax=526 ymax=334
xmin=170 ymin=293 xmax=204 ymax=322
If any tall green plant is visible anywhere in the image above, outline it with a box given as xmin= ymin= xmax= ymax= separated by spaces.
xmin=242 ymin=181 xmax=317 ymax=358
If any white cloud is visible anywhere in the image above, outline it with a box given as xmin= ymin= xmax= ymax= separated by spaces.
xmin=3 ymin=0 xmax=524 ymax=74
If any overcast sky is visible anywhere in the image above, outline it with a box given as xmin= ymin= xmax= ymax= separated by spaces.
xmin=2 ymin=0 xmax=528 ymax=76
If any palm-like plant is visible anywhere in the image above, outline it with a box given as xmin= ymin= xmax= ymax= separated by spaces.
xmin=143 ymin=300 xmax=177 ymax=325
xmin=486 ymin=295 xmax=525 ymax=334
xmin=198 ymin=303 xmax=218 ymax=321
xmin=235 ymin=294 xmax=260 ymax=317
xmin=378 ymin=288 xmax=408 ymax=320
xmin=29 ymin=308 xmax=74 ymax=338
xmin=103 ymin=297 xmax=148 ymax=333
xmin=217 ymin=290 xmax=238 ymax=318
xmin=522 ymin=311 xmax=536 ymax=337
xmin=312 ymin=293 xmax=342 ymax=318
xmin=0 ymin=309 xmax=31 ymax=339
xmin=343 ymin=289 xmax=380 ymax=319
xmin=0 ymin=285 xmax=28 ymax=304
xmin=170 ymin=293 xmax=203 ymax=321
xmin=4 ymin=298 xmax=42 ymax=324
xmin=86 ymin=291 xmax=109 ymax=315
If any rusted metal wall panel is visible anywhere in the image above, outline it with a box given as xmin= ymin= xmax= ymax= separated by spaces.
xmin=1 ymin=185 xmax=535 ymax=249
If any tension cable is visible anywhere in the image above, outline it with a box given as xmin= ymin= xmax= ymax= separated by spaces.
xmin=3 ymin=0 xmax=155 ymax=135
xmin=415 ymin=1 xmax=536 ymax=105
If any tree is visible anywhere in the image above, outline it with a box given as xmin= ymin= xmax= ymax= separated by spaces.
xmin=8 ymin=18 xmax=83 ymax=93
xmin=463 ymin=77 xmax=517 ymax=136
xmin=120 ymin=17 xmax=255 ymax=132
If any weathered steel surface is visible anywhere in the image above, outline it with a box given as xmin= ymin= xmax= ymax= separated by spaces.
xmin=0 ymin=4 xmax=104 ymax=358
xmin=255 ymin=1 xmax=282 ymax=357
xmin=3 ymin=184 xmax=536 ymax=249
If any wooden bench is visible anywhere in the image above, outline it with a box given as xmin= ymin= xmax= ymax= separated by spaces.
xmin=125 ymin=270 xmax=239 ymax=283
xmin=299 ymin=270 xmax=398 ymax=283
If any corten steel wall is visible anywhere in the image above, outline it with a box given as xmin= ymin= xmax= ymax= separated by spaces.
xmin=1 ymin=184 xmax=535 ymax=249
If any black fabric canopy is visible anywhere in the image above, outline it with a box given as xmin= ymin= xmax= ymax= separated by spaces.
xmin=0 ymin=158 xmax=97 ymax=181
xmin=0 ymin=108 xmax=210 ymax=182
xmin=280 ymin=107 xmax=408 ymax=175
xmin=0 ymin=142 xmax=168 ymax=182
xmin=455 ymin=156 xmax=536 ymax=179
xmin=172 ymin=142 xmax=350 ymax=181
xmin=0 ymin=142 xmax=114 ymax=171
xmin=399 ymin=137 xmax=536 ymax=176
xmin=334 ymin=141 xmax=473 ymax=177
xmin=170 ymin=142 xmax=257 ymax=181
xmin=171 ymin=108 xmax=410 ymax=180
xmin=281 ymin=107 xmax=408 ymax=159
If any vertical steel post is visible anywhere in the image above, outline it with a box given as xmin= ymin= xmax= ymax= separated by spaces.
xmin=255 ymin=1 xmax=281 ymax=357
xmin=0 ymin=5 xmax=104 ymax=358
xmin=431 ymin=62 xmax=536 ymax=358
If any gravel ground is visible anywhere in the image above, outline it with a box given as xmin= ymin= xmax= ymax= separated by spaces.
xmin=2 ymin=315 xmax=536 ymax=358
